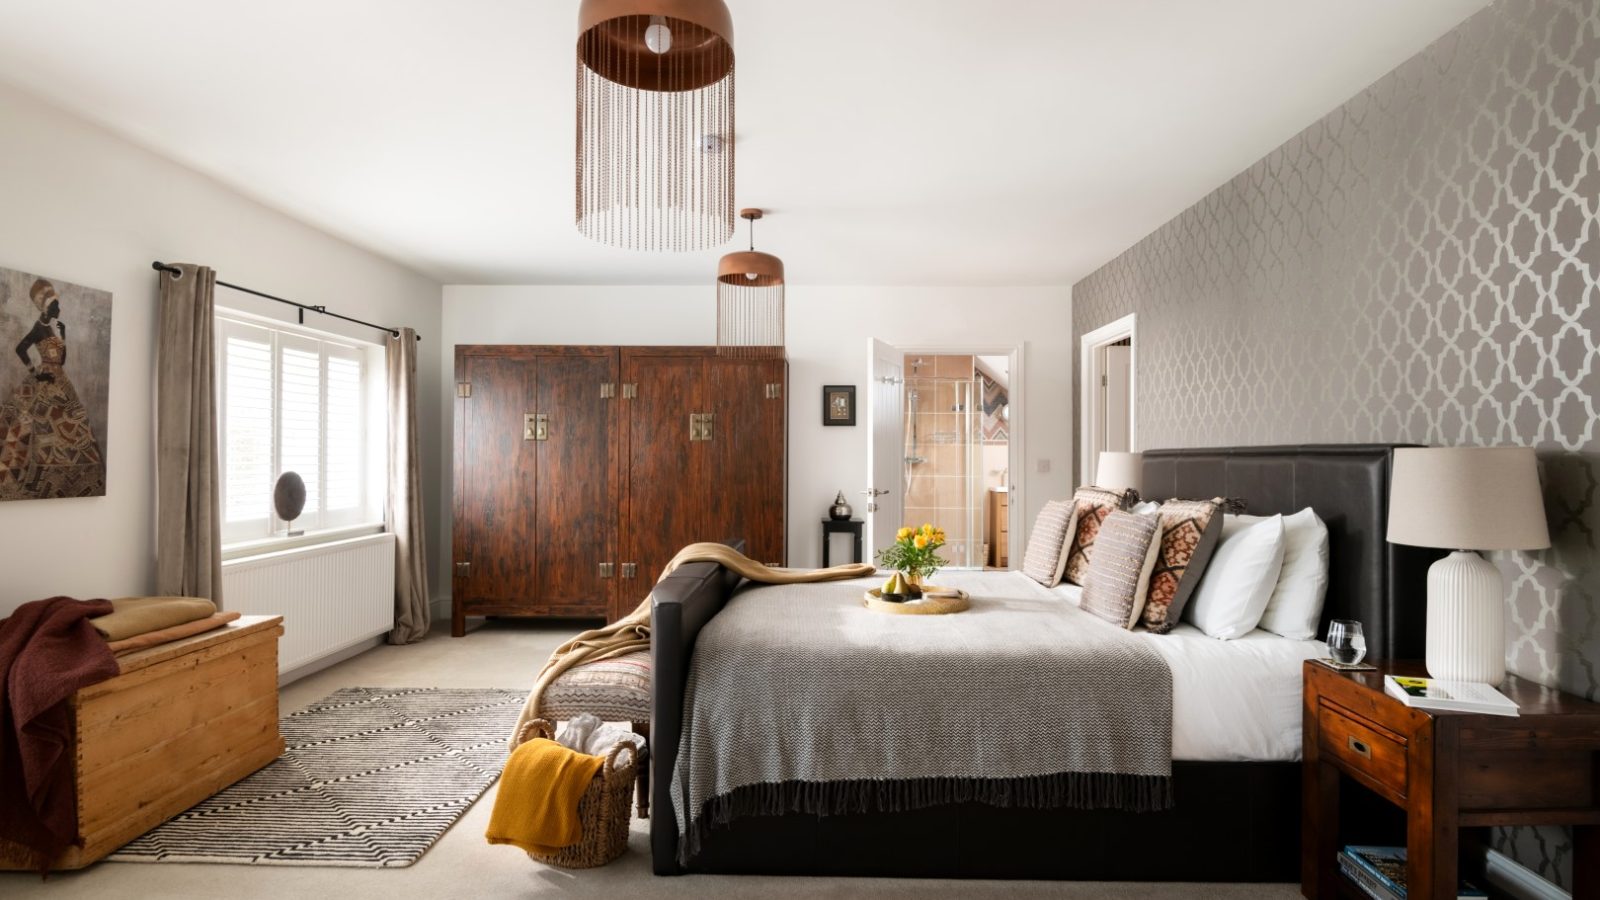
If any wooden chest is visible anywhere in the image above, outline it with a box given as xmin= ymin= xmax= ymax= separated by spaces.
xmin=0 ymin=615 xmax=284 ymax=870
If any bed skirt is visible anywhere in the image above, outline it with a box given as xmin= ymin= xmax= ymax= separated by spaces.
xmin=677 ymin=760 xmax=1299 ymax=880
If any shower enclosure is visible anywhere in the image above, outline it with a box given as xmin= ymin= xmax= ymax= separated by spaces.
xmin=900 ymin=358 xmax=987 ymax=569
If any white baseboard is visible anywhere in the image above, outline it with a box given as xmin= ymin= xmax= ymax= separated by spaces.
xmin=1486 ymin=848 xmax=1570 ymax=900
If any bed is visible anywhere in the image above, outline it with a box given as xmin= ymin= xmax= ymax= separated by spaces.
xmin=649 ymin=444 xmax=1437 ymax=880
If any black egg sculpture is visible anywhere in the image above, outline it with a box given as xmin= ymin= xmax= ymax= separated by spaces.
xmin=274 ymin=471 xmax=307 ymax=535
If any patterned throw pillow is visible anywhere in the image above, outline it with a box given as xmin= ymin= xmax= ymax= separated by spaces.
xmin=1080 ymin=511 xmax=1163 ymax=629
xmin=1062 ymin=486 xmax=1131 ymax=586
xmin=1140 ymin=498 xmax=1226 ymax=633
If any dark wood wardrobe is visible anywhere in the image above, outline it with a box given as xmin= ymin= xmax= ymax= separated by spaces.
xmin=451 ymin=345 xmax=786 ymax=634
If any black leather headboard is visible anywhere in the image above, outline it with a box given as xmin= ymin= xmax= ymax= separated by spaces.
xmin=1141 ymin=444 xmax=1437 ymax=661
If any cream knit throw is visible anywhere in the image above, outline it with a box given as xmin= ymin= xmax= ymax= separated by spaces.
xmin=508 ymin=542 xmax=875 ymax=751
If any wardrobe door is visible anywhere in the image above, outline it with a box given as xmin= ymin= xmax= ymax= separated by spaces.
xmin=534 ymin=350 xmax=619 ymax=617
xmin=704 ymin=357 xmax=787 ymax=566
xmin=620 ymin=351 xmax=704 ymax=613
xmin=454 ymin=352 xmax=537 ymax=624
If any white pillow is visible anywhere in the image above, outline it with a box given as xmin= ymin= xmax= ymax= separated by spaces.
xmin=1251 ymin=509 xmax=1330 ymax=640
xmin=1186 ymin=515 xmax=1287 ymax=640
xmin=1129 ymin=500 xmax=1161 ymax=515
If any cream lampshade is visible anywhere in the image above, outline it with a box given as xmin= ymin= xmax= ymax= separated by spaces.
xmin=1387 ymin=447 xmax=1550 ymax=685
xmin=1095 ymin=451 xmax=1143 ymax=494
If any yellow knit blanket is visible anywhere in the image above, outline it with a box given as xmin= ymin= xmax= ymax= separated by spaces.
xmin=507 ymin=542 xmax=875 ymax=752
xmin=485 ymin=738 xmax=603 ymax=853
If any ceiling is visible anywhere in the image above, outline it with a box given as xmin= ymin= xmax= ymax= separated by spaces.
xmin=0 ymin=0 xmax=1489 ymax=286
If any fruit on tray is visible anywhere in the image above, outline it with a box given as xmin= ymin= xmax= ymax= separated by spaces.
xmin=880 ymin=572 xmax=906 ymax=602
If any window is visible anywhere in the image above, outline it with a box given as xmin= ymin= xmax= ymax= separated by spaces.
xmin=217 ymin=313 xmax=386 ymax=546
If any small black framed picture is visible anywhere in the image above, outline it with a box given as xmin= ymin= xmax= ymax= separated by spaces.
xmin=822 ymin=385 xmax=856 ymax=426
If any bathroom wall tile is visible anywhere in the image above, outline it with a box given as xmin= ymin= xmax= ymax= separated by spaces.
xmin=904 ymin=476 xmax=937 ymax=508
xmin=936 ymin=477 xmax=966 ymax=508
xmin=902 ymin=506 xmax=935 ymax=531
xmin=935 ymin=355 xmax=974 ymax=379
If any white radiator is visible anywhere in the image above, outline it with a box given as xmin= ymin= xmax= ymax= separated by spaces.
xmin=222 ymin=533 xmax=396 ymax=673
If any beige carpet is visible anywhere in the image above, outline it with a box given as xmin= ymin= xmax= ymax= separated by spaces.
xmin=2 ymin=618 xmax=1300 ymax=899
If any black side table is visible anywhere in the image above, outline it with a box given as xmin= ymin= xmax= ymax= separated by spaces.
xmin=821 ymin=518 xmax=865 ymax=567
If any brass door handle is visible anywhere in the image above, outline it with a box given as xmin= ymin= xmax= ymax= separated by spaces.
xmin=525 ymin=413 xmax=549 ymax=441
xmin=1347 ymin=735 xmax=1371 ymax=760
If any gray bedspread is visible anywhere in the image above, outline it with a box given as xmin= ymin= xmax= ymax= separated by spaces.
xmin=670 ymin=570 xmax=1173 ymax=861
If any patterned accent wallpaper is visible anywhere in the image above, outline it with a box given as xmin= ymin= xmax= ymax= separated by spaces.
xmin=1071 ymin=0 xmax=1597 ymax=888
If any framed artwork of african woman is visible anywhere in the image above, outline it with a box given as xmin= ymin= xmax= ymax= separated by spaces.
xmin=822 ymin=385 xmax=855 ymax=426
xmin=0 ymin=266 xmax=111 ymax=501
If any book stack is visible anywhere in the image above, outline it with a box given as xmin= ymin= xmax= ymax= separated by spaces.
xmin=1338 ymin=845 xmax=1487 ymax=900
xmin=1383 ymin=675 xmax=1519 ymax=716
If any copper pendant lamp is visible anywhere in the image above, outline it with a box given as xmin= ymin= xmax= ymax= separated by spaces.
xmin=716 ymin=208 xmax=784 ymax=358
xmin=577 ymin=0 xmax=735 ymax=251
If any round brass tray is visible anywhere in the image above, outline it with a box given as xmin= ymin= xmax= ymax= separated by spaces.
xmin=863 ymin=586 xmax=971 ymax=615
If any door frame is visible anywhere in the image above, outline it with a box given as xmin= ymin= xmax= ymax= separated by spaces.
xmin=1078 ymin=313 xmax=1137 ymax=486
xmin=870 ymin=341 xmax=1026 ymax=569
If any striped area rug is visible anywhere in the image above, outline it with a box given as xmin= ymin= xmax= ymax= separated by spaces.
xmin=107 ymin=687 xmax=526 ymax=867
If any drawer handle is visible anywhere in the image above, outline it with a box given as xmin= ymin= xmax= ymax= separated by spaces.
xmin=1347 ymin=735 xmax=1372 ymax=759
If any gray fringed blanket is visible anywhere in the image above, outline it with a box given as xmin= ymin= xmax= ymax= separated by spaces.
xmin=671 ymin=571 xmax=1173 ymax=862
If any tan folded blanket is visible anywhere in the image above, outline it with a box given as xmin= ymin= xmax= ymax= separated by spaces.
xmin=509 ymin=542 xmax=875 ymax=752
xmin=107 ymin=611 xmax=240 ymax=655
xmin=91 ymin=597 xmax=216 ymax=642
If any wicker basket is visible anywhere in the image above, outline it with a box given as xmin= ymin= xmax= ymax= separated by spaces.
xmin=515 ymin=718 xmax=639 ymax=869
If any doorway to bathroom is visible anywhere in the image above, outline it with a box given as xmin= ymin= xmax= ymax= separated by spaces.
xmin=864 ymin=341 xmax=1023 ymax=571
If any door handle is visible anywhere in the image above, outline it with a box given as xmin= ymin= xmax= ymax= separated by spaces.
xmin=524 ymin=413 xmax=549 ymax=441
xmin=860 ymin=488 xmax=890 ymax=497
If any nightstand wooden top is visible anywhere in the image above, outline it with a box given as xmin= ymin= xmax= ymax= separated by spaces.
xmin=1305 ymin=659 xmax=1600 ymax=720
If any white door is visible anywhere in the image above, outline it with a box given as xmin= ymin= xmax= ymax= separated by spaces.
xmin=865 ymin=339 xmax=904 ymax=559
xmin=1101 ymin=344 xmax=1132 ymax=454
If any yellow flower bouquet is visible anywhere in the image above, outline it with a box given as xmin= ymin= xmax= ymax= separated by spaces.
xmin=875 ymin=523 xmax=949 ymax=582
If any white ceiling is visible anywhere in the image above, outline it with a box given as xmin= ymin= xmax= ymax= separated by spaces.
xmin=0 ymin=0 xmax=1489 ymax=286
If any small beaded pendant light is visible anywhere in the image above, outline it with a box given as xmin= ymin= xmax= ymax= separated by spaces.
xmin=716 ymin=208 xmax=785 ymax=358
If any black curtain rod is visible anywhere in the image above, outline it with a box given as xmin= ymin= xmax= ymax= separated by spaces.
xmin=151 ymin=261 xmax=419 ymax=342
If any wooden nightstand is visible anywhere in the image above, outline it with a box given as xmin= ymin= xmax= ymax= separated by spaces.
xmin=1302 ymin=660 xmax=1600 ymax=899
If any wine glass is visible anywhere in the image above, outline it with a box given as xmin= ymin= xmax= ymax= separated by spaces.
xmin=1327 ymin=620 xmax=1367 ymax=666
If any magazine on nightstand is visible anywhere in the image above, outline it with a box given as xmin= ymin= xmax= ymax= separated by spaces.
xmin=1340 ymin=846 xmax=1488 ymax=899
xmin=1383 ymin=675 xmax=1519 ymax=716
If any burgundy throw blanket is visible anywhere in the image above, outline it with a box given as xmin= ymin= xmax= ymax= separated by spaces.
xmin=0 ymin=597 xmax=118 ymax=870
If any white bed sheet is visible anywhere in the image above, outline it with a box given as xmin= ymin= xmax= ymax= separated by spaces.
xmin=1040 ymin=576 xmax=1323 ymax=761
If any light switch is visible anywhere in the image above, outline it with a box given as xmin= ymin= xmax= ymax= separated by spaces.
xmin=1036 ymin=458 xmax=1051 ymax=474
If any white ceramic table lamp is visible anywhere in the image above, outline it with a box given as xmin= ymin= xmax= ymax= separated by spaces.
xmin=1386 ymin=447 xmax=1550 ymax=685
xmin=1095 ymin=451 xmax=1143 ymax=495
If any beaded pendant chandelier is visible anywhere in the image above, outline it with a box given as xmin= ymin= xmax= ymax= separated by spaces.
xmin=716 ymin=209 xmax=784 ymax=357
xmin=576 ymin=0 xmax=735 ymax=251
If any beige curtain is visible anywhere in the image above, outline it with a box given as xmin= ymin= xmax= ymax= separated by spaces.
xmin=155 ymin=263 xmax=222 ymax=602
xmin=386 ymin=327 xmax=430 ymax=643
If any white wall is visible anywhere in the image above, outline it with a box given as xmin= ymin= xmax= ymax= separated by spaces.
xmin=0 ymin=83 xmax=443 ymax=614
xmin=439 ymin=285 xmax=1072 ymax=580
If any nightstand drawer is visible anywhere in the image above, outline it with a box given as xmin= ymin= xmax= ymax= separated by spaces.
xmin=1319 ymin=702 xmax=1407 ymax=800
